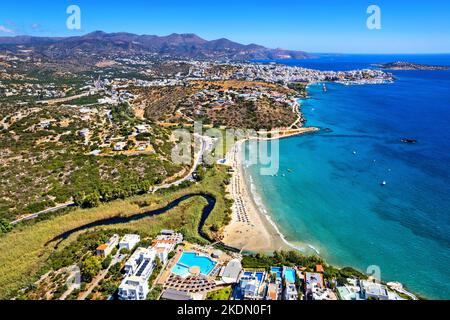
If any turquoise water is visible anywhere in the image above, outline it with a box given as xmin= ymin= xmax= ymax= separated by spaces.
xmin=271 ymin=267 xmax=282 ymax=280
xmin=246 ymin=55 xmax=450 ymax=299
xmin=171 ymin=252 xmax=216 ymax=277
xmin=244 ymin=271 xmax=265 ymax=282
xmin=284 ymin=268 xmax=296 ymax=283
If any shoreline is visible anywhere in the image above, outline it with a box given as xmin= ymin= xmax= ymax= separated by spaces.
xmin=221 ymin=127 xmax=318 ymax=253
xmin=219 ymin=83 xmax=424 ymax=300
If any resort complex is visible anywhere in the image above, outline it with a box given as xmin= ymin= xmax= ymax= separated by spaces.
xmin=34 ymin=228 xmax=415 ymax=301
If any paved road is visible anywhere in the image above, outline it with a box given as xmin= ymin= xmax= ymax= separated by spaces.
xmin=11 ymin=202 xmax=75 ymax=225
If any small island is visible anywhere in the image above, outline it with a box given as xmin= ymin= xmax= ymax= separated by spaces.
xmin=373 ymin=61 xmax=450 ymax=70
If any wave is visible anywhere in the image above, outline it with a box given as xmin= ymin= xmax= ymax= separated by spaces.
xmin=244 ymin=165 xmax=320 ymax=255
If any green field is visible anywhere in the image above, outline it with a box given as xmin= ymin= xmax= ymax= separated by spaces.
xmin=206 ymin=286 xmax=232 ymax=300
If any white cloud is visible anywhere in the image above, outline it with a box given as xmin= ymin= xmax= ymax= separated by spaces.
xmin=0 ymin=25 xmax=14 ymax=33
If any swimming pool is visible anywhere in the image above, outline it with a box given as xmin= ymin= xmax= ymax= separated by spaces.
xmin=284 ymin=268 xmax=296 ymax=283
xmin=171 ymin=252 xmax=217 ymax=277
xmin=271 ymin=267 xmax=282 ymax=280
xmin=244 ymin=271 xmax=265 ymax=282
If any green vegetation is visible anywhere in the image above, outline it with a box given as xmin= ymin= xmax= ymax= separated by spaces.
xmin=242 ymin=251 xmax=323 ymax=270
xmin=0 ymin=101 xmax=182 ymax=221
xmin=147 ymin=285 xmax=163 ymax=300
xmin=0 ymin=219 xmax=12 ymax=235
xmin=287 ymin=82 xmax=308 ymax=96
xmin=206 ymin=286 xmax=232 ymax=300
xmin=66 ymin=94 xmax=102 ymax=106
xmin=323 ymin=266 xmax=368 ymax=285
xmin=48 ymin=230 xmax=123 ymax=270
xmin=80 ymin=255 xmax=102 ymax=283
xmin=0 ymin=165 xmax=231 ymax=299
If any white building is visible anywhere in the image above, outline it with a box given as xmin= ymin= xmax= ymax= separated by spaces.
xmin=114 ymin=141 xmax=127 ymax=151
xmin=221 ymin=259 xmax=242 ymax=284
xmin=238 ymin=272 xmax=264 ymax=300
xmin=304 ymin=272 xmax=336 ymax=300
xmin=123 ymin=247 xmax=155 ymax=275
xmin=283 ymin=283 xmax=298 ymax=300
xmin=96 ymin=234 xmax=119 ymax=257
xmin=135 ymin=125 xmax=149 ymax=134
xmin=150 ymin=242 xmax=172 ymax=265
xmin=337 ymin=278 xmax=363 ymax=300
xmin=360 ymin=280 xmax=390 ymax=300
xmin=119 ymin=234 xmax=140 ymax=251
xmin=156 ymin=230 xmax=183 ymax=243
xmin=119 ymin=248 xmax=156 ymax=300
xmin=118 ymin=275 xmax=150 ymax=301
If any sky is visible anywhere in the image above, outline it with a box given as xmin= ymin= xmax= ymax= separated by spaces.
xmin=0 ymin=0 xmax=449 ymax=54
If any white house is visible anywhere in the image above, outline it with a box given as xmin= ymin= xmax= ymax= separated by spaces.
xmin=304 ymin=272 xmax=337 ymax=300
xmin=96 ymin=234 xmax=119 ymax=257
xmin=155 ymin=230 xmax=183 ymax=245
xmin=119 ymin=234 xmax=140 ymax=251
xmin=360 ymin=280 xmax=390 ymax=300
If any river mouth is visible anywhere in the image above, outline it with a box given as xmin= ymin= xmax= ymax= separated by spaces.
xmin=46 ymin=193 xmax=216 ymax=248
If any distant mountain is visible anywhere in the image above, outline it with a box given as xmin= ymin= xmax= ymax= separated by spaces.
xmin=0 ymin=31 xmax=311 ymax=61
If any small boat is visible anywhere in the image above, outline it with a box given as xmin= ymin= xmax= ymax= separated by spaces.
xmin=380 ymin=181 xmax=387 ymax=186
xmin=401 ymin=138 xmax=418 ymax=144
xmin=322 ymin=83 xmax=327 ymax=92
xmin=352 ymin=151 xmax=357 ymax=155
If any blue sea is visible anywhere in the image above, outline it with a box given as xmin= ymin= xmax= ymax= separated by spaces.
xmin=246 ymin=54 xmax=450 ymax=299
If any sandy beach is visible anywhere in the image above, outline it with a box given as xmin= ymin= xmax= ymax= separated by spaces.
xmin=221 ymin=127 xmax=318 ymax=253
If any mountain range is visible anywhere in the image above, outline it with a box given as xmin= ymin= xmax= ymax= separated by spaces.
xmin=0 ymin=31 xmax=311 ymax=61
